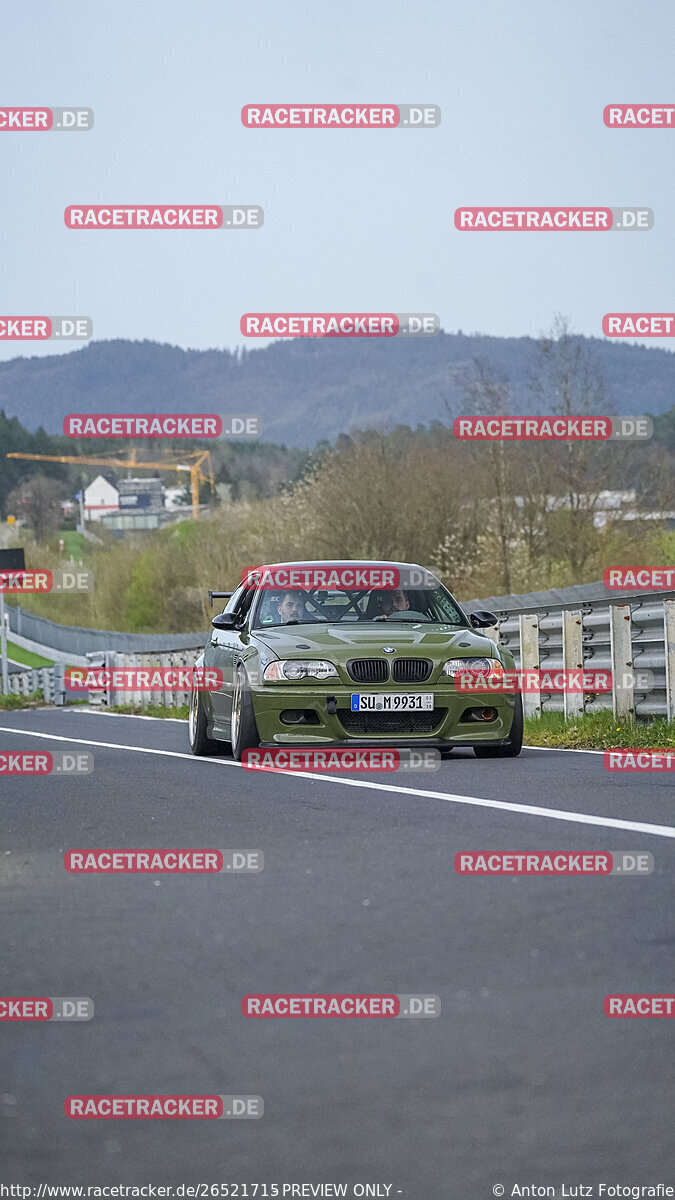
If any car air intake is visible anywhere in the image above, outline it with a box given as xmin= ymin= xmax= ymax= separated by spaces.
xmin=348 ymin=659 xmax=389 ymax=684
xmin=339 ymin=708 xmax=446 ymax=735
xmin=392 ymin=658 xmax=433 ymax=684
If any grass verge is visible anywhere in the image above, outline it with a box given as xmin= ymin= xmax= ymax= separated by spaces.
xmin=6 ymin=640 xmax=54 ymax=668
xmin=524 ymin=709 xmax=675 ymax=750
xmin=60 ymin=531 xmax=85 ymax=558
xmin=0 ymin=690 xmax=46 ymax=710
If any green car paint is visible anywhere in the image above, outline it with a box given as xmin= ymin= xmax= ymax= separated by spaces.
xmin=190 ymin=560 xmax=520 ymax=754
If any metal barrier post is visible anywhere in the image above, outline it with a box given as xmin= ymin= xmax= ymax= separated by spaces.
xmin=0 ymin=594 xmax=8 ymax=694
xmin=664 ymin=599 xmax=675 ymax=723
xmin=53 ymin=664 xmax=65 ymax=706
xmin=562 ymin=609 xmax=584 ymax=721
xmin=610 ymin=604 xmax=635 ymax=723
xmin=519 ymin=613 xmax=540 ymax=718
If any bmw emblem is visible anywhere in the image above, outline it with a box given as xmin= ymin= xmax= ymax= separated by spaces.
xmin=382 ymin=647 xmax=396 ymax=654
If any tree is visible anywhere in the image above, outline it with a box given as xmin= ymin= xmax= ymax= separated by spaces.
xmin=459 ymin=358 xmax=521 ymax=593
xmin=6 ymin=475 xmax=67 ymax=543
xmin=529 ymin=315 xmax=620 ymax=576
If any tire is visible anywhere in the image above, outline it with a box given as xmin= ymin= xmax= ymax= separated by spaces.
xmin=473 ymin=693 xmax=523 ymax=758
xmin=230 ymin=665 xmax=260 ymax=761
xmin=188 ymin=684 xmax=219 ymax=756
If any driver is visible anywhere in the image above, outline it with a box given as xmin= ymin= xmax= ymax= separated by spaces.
xmin=277 ymin=590 xmax=310 ymax=623
xmin=375 ymin=587 xmax=410 ymax=615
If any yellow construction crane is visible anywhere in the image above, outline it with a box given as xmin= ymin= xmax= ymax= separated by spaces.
xmin=6 ymin=448 xmax=215 ymax=522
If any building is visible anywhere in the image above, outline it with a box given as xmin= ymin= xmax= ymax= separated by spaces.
xmin=101 ymin=477 xmax=172 ymax=533
xmin=83 ymin=475 xmax=119 ymax=522
xmin=514 ymin=490 xmax=675 ymax=531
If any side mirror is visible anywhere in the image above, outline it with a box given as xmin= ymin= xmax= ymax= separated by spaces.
xmin=212 ymin=612 xmax=238 ymax=630
xmin=469 ymin=609 xmax=499 ymax=629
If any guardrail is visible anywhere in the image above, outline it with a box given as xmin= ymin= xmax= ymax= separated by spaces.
xmin=5 ymin=629 xmax=90 ymax=667
xmin=4 ymin=598 xmax=675 ymax=724
xmin=5 ymin=602 xmax=206 ymax=657
xmin=82 ymin=649 xmax=201 ymax=709
xmin=493 ymin=597 xmax=675 ymax=722
xmin=66 ymin=596 xmax=675 ymax=722
xmin=1 ymin=666 xmax=62 ymax=704
xmin=0 ymin=652 xmax=199 ymax=709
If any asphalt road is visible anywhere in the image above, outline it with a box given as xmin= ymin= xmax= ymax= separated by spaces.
xmin=1 ymin=707 xmax=673 ymax=1195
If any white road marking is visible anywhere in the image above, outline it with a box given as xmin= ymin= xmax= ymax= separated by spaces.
xmin=74 ymin=708 xmax=187 ymax=723
xmin=524 ymin=744 xmax=605 ymax=756
xmin=1 ymin=723 xmax=674 ymax=840
xmin=0 ymin=725 xmax=233 ymax=766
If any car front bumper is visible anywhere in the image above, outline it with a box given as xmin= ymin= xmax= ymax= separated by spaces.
xmin=251 ymin=684 xmax=516 ymax=746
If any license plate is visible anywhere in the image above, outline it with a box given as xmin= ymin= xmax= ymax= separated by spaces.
xmin=351 ymin=693 xmax=434 ymax=712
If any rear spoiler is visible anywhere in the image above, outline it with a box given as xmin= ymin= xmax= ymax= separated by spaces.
xmin=208 ymin=590 xmax=233 ymax=609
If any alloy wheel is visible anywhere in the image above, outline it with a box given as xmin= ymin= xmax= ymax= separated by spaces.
xmin=231 ymin=671 xmax=242 ymax=748
xmin=188 ymin=687 xmax=198 ymax=745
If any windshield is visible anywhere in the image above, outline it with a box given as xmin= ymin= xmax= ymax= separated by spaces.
xmin=252 ymin=584 xmax=468 ymax=629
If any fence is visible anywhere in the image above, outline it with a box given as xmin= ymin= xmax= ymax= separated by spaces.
xmin=5 ymin=603 xmax=206 ymax=658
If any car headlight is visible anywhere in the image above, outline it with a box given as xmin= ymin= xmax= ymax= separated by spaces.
xmin=441 ymin=657 xmax=504 ymax=679
xmin=263 ymin=659 xmax=339 ymax=682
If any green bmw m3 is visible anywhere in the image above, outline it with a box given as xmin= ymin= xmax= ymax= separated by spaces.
xmin=188 ymin=560 xmax=523 ymax=760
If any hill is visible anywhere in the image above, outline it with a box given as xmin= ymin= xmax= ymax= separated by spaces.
xmin=1 ymin=332 xmax=674 ymax=446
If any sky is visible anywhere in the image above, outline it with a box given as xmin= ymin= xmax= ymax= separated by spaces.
xmin=0 ymin=0 xmax=673 ymax=362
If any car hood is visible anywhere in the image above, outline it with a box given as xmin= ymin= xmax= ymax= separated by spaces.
xmin=253 ymin=624 xmax=497 ymax=660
